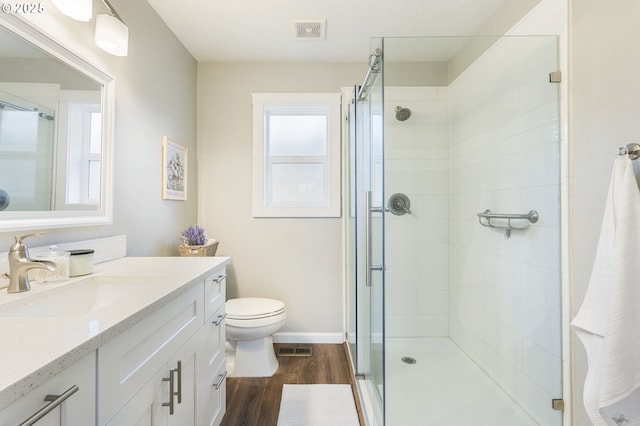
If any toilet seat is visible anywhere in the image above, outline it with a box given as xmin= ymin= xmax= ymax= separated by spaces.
xmin=226 ymin=298 xmax=285 ymax=320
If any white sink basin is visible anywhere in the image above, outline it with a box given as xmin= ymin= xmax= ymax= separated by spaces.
xmin=0 ymin=275 xmax=161 ymax=317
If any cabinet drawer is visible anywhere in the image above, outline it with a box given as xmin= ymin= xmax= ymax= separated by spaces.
xmin=197 ymin=357 xmax=227 ymax=426
xmin=0 ymin=353 xmax=95 ymax=426
xmin=204 ymin=268 xmax=226 ymax=320
xmin=204 ymin=304 xmax=226 ymax=377
xmin=98 ymin=284 xmax=203 ymax=425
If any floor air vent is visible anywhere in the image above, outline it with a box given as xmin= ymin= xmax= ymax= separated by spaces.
xmin=277 ymin=346 xmax=313 ymax=357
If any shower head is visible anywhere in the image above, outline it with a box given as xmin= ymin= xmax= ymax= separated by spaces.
xmin=395 ymin=106 xmax=411 ymax=121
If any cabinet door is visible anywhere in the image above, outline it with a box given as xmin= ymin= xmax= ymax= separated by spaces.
xmin=0 ymin=353 xmax=95 ymax=426
xmin=107 ymin=330 xmax=199 ymax=426
xmin=168 ymin=332 xmax=198 ymax=426
xmin=105 ymin=367 xmax=169 ymax=426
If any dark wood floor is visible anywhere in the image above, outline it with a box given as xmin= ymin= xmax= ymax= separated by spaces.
xmin=220 ymin=343 xmax=364 ymax=426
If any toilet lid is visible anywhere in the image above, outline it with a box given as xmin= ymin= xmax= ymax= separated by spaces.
xmin=226 ymin=298 xmax=285 ymax=319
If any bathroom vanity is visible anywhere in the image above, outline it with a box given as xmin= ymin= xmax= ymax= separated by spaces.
xmin=0 ymin=256 xmax=229 ymax=426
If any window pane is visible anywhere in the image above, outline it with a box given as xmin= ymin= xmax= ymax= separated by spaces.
xmin=270 ymin=163 xmax=324 ymax=203
xmin=88 ymin=160 xmax=100 ymax=201
xmin=89 ymin=112 xmax=102 ymax=154
xmin=268 ymin=115 xmax=326 ymax=156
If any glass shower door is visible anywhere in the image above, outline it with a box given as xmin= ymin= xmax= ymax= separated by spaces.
xmin=353 ymin=47 xmax=385 ymax=425
xmin=380 ymin=35 xmax=562 ymax=426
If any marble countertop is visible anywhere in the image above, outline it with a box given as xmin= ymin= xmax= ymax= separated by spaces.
xmin=0 ymin=256 xmax=230 ymax=410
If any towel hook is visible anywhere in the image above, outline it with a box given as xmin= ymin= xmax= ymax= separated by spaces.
xmin=617 ymin=143 xmax=640 ymax=160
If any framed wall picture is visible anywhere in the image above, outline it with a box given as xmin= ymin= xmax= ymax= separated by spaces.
xmin=162 ymin=136 xmax=187 ymax=200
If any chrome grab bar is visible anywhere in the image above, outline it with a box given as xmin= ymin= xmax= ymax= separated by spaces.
xmin=19 ymin=385 xmax=79 ymax=426
xmin=477 ymin=209 xmax=539 ymax=239
xmin=477 ymin=210 xmax=539 ymax=221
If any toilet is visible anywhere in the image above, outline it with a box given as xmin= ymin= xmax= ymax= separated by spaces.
xmin=225 ymin=297 xmax=286 ymax=377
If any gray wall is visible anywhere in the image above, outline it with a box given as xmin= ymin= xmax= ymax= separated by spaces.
xmin=0 ymin=0 xmax=198 ymax=256
xmin=569 ymin=1 xmax=640 ymax=424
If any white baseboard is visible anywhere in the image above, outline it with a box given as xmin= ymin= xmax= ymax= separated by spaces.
xmin=273 ymin=332 xmax=344 ymax=344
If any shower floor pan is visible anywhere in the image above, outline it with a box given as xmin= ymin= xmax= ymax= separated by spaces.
xmin=384 ymin=338 xmax=538 ymax=426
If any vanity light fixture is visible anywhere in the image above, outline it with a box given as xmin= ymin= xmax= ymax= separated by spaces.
xmin=95 ymin=0 xmax=129 ymax=57
xmin=52 ymin=0 xmax=93 ymax=21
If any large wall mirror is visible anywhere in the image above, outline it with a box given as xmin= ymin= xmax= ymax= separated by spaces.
xmin=0 ymin=13 xmax=114 ymax=231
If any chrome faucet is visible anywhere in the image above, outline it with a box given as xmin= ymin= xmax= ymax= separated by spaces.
xmin=4 ymin=233 xmax=56 ymax=293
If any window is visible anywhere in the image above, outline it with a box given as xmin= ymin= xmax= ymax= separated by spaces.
xmin=252 ymin=93 xmax=341 ymax=217
xmin=54 ymin=90 xmax=102 ymax=210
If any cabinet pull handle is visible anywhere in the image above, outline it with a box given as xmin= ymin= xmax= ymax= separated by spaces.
xmin=162 ymin=369 xmax=176 ymax=415
xmin=175 ymin=361 xmax=182 ymax=404
xmin=213 ymin=313 xmax=227 ymax=326
xmin=19 ymin=385 xmax=79 ymax=426
xmin=214 ymin=370 xmax=228 ymax=390
xmin=213 ymin=273 xmax=227 ymax=283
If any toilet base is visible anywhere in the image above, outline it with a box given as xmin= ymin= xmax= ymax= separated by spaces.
xmin=227 ymin=335 xmax=279 ymax=377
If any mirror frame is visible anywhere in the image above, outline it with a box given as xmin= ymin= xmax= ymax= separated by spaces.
xmin=0 ymin=13 xmax=115 ymax=232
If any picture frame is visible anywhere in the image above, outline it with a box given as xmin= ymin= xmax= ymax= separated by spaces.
xmin=162 ymin=136 xmax=187 ymax=200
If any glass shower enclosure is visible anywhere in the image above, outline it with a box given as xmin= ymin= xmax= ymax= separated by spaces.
xmin=0 ymin=90 xmax=56 ymax=211
xmin=345 ymin=36 xmax=563 ymax=426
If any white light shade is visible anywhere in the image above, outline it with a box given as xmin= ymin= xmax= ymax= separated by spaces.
xmin=52 ymin=0 xmax=92 ymax=21
xmin=95 ymin=14 xmax=129 ymax=57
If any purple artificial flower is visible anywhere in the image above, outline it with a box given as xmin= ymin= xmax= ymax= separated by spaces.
xmin=181 ymin=224 xmax=206 ymax=245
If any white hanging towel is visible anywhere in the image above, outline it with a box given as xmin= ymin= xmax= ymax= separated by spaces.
xmin=572 ymin=156 xmax=640 ymax=426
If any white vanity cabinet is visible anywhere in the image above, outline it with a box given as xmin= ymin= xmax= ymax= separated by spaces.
xmin=0 ymin=257 xmax=229 ymax=426
xmin=0 ymin=352 xmax=95 ymax=426
xmin=99 ymin=265 xmax=228 ymax=426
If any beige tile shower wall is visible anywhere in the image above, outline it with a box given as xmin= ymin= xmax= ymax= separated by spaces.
xmin=384 ymin=87 xmax=450 ymax=338
xmin=448 ymin=37 xmax=562 ymax=426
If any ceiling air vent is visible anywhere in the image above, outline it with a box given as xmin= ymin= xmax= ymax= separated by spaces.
xmin=291 ymin=19 xmax=326 ymax=40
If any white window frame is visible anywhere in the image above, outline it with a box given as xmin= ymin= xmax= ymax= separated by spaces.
xmin=252 ymin=93 xmax=341 ymax=217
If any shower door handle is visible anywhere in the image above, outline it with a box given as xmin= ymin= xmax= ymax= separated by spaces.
xmin=365 ymin=190 xmax=372 ymax=288
xmin=365 ymin=191 xmax=383 ymax=288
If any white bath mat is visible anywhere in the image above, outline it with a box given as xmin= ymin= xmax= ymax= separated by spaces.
xmin=277 ymin=384 xmax=360 ymax=426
